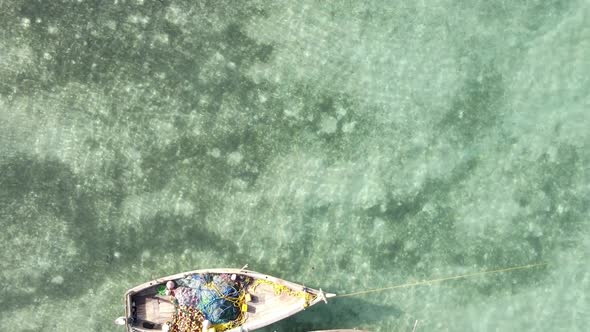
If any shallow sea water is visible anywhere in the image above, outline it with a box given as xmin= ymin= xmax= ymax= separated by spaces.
xmin=1 ymin=1 xmax=589 ymax=331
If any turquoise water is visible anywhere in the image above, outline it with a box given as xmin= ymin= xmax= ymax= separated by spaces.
xmin=1 ymin=1 xmax=589 ymax=331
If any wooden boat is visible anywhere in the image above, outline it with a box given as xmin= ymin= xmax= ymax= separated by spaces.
xmin=116 ymin=267 xmax=335 ymax=332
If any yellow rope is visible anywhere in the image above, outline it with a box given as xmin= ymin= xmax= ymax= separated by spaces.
xmin=214 ymin=279 xmax=318 ymax=331
xmin=251 ymin=279 xmax=316 ymax=308
xmin=210 ymin=282 xmax=248 ymax=331
xmin=336 ymin=262 xmax=547 ymax=298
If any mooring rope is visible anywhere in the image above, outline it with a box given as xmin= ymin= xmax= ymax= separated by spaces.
xmin=335 ymin=262 xmax=547 ymax=298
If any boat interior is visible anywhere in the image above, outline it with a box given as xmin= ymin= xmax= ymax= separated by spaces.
xmin=130 ymin=286 xmax=175 ymax=330
xmin=127 ymin=274 xmax=312 ymax=332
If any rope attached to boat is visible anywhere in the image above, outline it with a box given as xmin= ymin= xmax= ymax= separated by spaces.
xmin=334 ymin=262 xmax=547 ymax=298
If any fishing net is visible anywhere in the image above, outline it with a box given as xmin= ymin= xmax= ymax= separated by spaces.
xmin=168 ymin=306 xmax=204 ymax=332
xmin=174 ymin=274 xmax=208 ymax=307
xmin=197 ymin=287 xmax=240 ymax=324
xmin=168 ymin=273 xmax=250 ymax=330
xmin=178 ymin=273 xmax=208 ymax=289
xmin=174 ymin=286 xmax=199 ymax=307
xmin=157 ymin=284 xmax=167 ymax=296
xmin=196 ymin=274 xmax=241 ymax=324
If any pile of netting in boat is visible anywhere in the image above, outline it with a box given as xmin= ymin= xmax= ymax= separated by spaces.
xmin=166 ymin=273 xmax=251 ymax=332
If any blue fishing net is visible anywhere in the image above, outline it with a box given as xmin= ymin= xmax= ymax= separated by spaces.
xmin=174 ymin=273 xmax=240 ymax=324
xmin=197 ymin=287 xmax=239 ymax=324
